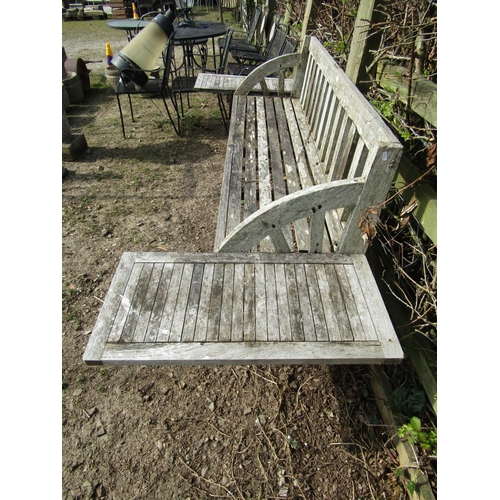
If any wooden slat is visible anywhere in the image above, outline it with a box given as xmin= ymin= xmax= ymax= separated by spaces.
xmin=334 ymin=264 xmax=366 ymax=341
xmin=273 ymin=98 xmax=304 ymax=249
xmin=133 ymin=262 xmax=163 ymax=342
xmin=304 ymin=263 xmax=329 ymax=341
xmin=157 ymin=263 xmax=183 ymax=341
xmin=315 ymin=264 xmax=342 ymax=341
xmin=284 ymin=263 xmax=304 ymax=342
xmin=317 ymin=92 xmax=339 ymax=167
xmin=274 ymin=264 xmax=292 ymax=342
xmin=194 ymin=263 xmax=214 ymax=342
xmin=145 ymin=262 xmax=173 ymax=342
xmin=231 ymin=263 xmax=244 ymax=341
xmin=255 ymin=96 xmax=274 ymax=252
xmin=323 ymin=263 xmax=354 ymax=341
xmin=219 ymin=263 xmax=234 ymax=342
xmin=254 ymin=263 xmax=267 ymax=341
xmin=206 ymin=263 xmax=224 ymax=341
xmin=265 ymin=264 xmax=280 ymax=341
xmin=244 ymin=96 xmax=257 ymax=221
xmin=181 ymin=262 xmax=204 ymax=342
xmin=351 ymin=254 xmax=404 ymax=360
xmin=169 ymin=263 xmax=194 ymax=342
xmin=214 ymin=95 xmax=246 ymax=250
xmin=243 ymin=262 xmax=256 ymax=342
xmin=121 ymin=262 xmax=153 ymax=343
xmin=108 ymin=261 xmax=144 ymax=343
xmin=100 ymin=341 xmax=388 ymax=365
xmin=83 ymin=253 xmax=136 ymax=361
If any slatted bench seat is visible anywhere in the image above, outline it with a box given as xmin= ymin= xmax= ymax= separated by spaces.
xmin=83 ymin=36 xmax=404 ymax=366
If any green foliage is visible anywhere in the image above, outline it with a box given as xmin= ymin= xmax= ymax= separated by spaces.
xmin=323 ymin=38 xmax=349 ymax=58
xmin=286 ymin=435 xmax=298 ymax=449
xmin=369 ymin=91 xmax=412 ymax=142
xmin=407 ymin=480 xmax=416 ymax=496
xmin=398 ymin=416 xmax=437 ymax=454
xmin=390 ymin=386 xmax=426 ymax=417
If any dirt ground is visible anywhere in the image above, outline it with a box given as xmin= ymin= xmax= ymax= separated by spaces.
xmin=62 ymin=17 xmax=419 ymax=500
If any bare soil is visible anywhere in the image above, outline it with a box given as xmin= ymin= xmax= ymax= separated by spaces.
xmin=62 ymin=17 xmax=409 ymax=500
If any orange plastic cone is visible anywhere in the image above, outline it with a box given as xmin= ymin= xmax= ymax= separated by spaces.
xmin=105 ymin=42 xmax=113 ymax=67
xmin=132 ymin=2 xmax=139 ymax=19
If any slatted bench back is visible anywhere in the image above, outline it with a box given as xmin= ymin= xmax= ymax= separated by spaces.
xmin=296 ymin=37 xmax=403 ymax=253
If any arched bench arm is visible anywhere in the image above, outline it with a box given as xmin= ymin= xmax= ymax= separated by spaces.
xmin=234 ymin=53 xmax=303 ymax=96
xmin=217 ymin=178 xmax=365 ymax=253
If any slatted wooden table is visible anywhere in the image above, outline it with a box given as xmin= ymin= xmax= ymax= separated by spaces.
xmin=194 ymin=73 xmax=294 ymax=94
xmin=83 ymin=252 xmax=403 ymax=365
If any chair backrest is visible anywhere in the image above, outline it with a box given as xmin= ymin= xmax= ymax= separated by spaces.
xmin=281 ymin=36 xmax=297 ymax=56
xmin=265 ymin=26 xmax=288 ymax=60
xmin=218 ymin=29 xmax=234 ymax=74
xmin=246 ymin=6 xmax=262 ymax=43
xmin=254 ymin=9 xmax=268 ymax=47
xmin=161 ymin=35 xmax=176 ymax=88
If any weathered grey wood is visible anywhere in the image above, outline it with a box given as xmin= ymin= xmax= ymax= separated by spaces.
xmin=351 ymin=255 xmax=405 ymax=360
xmin=194 ymin=262 xmax=213 ymax=342
xmin=274 ymin=264 xmax=292 ymax=341
xmin=194 ymin=72 xmax=295 ymax=95
xmin=100 ymin=341 xmax=387 ymax=365
xmin=145 ymin=262 xmax=173 ymax=342
xmin=234 ymin=53 xmax=303 ymax=97
xmin=231 ymin=263 xmax=244 ymax=342
xmin=217 ymin=179 xmax=364 ymax=253
xmin=345 ymin=0 xmax=385 ymax=92
xmin=219 ymin=262 xmax=234 ymax=342
xmin=83 ymin=252 xmax=403 ymax=365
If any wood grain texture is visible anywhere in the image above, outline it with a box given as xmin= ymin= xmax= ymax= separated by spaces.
xmin=83 ymin=252 xmax=402 ymax=365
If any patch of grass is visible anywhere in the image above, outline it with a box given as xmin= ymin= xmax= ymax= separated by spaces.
xmin=63 ymin=305 xmax=83 ymax=331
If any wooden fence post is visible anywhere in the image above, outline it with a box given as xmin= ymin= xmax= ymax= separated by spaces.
xmin=299 ymin=0 xmax=321 ymax=45
xmin=345 ymin=0 xmax=384 ymax=92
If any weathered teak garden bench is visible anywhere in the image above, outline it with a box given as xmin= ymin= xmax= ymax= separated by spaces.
xmin=83 ymin=36 xmax=404 ymax=366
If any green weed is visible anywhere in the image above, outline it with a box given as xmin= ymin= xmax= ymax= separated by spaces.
xmin=398 ymin=416 xmax=437 ymax=454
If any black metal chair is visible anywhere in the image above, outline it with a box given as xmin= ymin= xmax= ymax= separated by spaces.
xmin=217 ymin=5 xmax=261 ymax=55
xmin=170 ymin=29 xmax=234 ymax=132
xmin=215 ymin=28 xmax=234 ymax=131
xmin=227 ymin=26 xmax=289 ymax=76
xmin=114 ymin=35 xmax=180 ymax=138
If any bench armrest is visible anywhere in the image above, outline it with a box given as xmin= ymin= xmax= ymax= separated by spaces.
xmin=217 ymin=178 xmax=364 ymax=253
xmin=234 ymin=52 xmax=304 ymax=97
